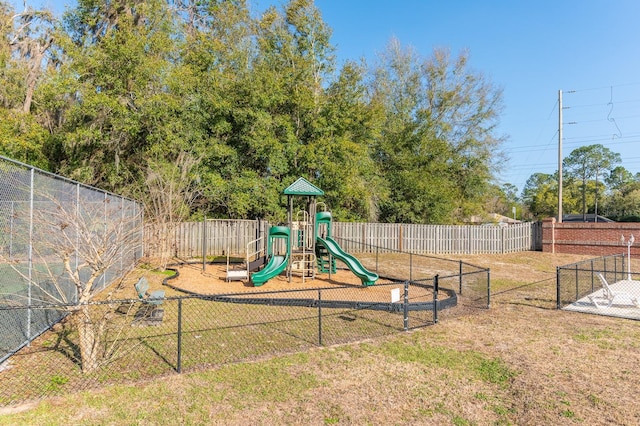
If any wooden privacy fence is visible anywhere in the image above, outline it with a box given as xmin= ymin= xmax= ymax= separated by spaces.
xmin=146 ymin=220 xmax=541 ymax=259
xmin=168 ymin=219 xmax=265 ymax=259
xmin=333 ymin=221 xmax=541 ymax=254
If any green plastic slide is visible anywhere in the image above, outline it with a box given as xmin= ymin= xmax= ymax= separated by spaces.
xmin=251 ymin=225 xmax=290 ymax=287
xmin=251 ymin=254 xmax=288 ymax=287
xmin=316 ymin=236 xmax=378 ymax=286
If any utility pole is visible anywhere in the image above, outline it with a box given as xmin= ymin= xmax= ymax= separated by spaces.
xmin=558 ymin=90 xmax=563 ymax=223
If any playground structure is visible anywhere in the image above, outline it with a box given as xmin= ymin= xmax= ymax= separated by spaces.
xmin=249 ymin=177 xmax=379 ymax=287
xmin=224 ymin=234 xmax=266 ymax=282
xmin=249 ymin=226 xmax=290 ymax=286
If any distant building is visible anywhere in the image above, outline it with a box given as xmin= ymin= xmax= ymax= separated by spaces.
xmin=562 ymin=214 xmax=614 ymax=223
xmin=465 ymin=213 xmax=521 ymax=225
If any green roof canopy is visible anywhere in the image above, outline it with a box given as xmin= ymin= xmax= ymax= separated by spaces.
xmin=283 ymin=177 xmax=324 ymax=196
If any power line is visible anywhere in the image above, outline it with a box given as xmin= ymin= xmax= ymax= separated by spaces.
xmin=564 ymin=114 xmax=640 ymax=125
xmin=564 ymin=131 xmax=640 ymax=140
xmin=565 ymin=82 xmax=640 ymax=94
xmin=566 ymin=99 xmax=640 ymax=109
xmin=505 ymin=84 xmax=640 ymax=190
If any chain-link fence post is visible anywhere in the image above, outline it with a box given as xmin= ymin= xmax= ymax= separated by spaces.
xmin=575 ymin=264 xmax=579 ymax=301
xmin=403 ymin=281 xmax=409 ymax=331
xmin=318 ymin=289 xmax=322 ymax=346
xmin=8 ymin=201 xmax=14 ymax=259
xmin=27 ymin=167 xmax=34 ymax=342
xmin=202 ymin=215 xmax=206 ymax=272
xmin=177 ymin=298 xmax=183 ymax=373
xmin=409 ymin=252 xmax=413 ymax=282
xmin=487 ymin=269 xmax=491 ymax=309
xmin=433 ymin=275 xmax=439 ymax=324
xmin=618 ymin=255 xmax=622 ymax=281
xmin=556 ymin=266 xmax=561 ymax=309
xmin=75 ymin=184 xmax=80 ymax=286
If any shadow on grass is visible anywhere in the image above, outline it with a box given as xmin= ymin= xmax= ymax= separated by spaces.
xmin=490 ymin=277 xmax=557 ymax=309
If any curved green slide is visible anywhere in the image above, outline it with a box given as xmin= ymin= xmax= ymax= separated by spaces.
xmin=316 ymin=236 xmax=378 ymax=286
xmin=251 ymin=254 xmax=288 ymax=287
xmin=251 ymin=225 xmax=290 ymax=287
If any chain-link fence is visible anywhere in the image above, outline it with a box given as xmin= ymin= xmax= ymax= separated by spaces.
xmin=0 ymin=267 xmax=490 ymax=406
xmin=557 ymin=253 xmax=640 ymax=319
xmin=0 ymin=156 xmax=144 ymax=364
xmin=557 ymin=253 xmax=626 ymax=308
xmin=0 ymin=173 xmax=490 ymax=406
xmin=332 ymin=236 xmax=491 ymax=312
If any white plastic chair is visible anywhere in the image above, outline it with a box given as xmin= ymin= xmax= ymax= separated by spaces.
xmin=592 ymin=274 xmax=639 ymax=308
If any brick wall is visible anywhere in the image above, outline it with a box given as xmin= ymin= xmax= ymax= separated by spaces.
xmin=542 ymin=218 xmax=640 ymax=255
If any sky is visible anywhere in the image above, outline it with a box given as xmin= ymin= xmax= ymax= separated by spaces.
xmin=10 ymin=0 xmax=640 ymax=195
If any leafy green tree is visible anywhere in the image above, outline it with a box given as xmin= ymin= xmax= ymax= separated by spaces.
xmin=306 ymin=60 xmax=387 ymax=221
xmin=0 ymin=109 xmax=49 ymax=167
xmin=370 ymin=40 xmax=505 ymax=223
xmin=604 ymin=182 xmax=640 ymax=221
xmin=44 ymin=0 xmax=215 ymax=261
xmin=561 ymin=177 xmax=587 ymax=216
xmin=563 ymin=144 xmax=620 ymax=220
xmin=605 ymin=165 xmax=634 ymax=192
xmin=521 ymin=172 xmax=557 ymax=219
xmin=51 ymin=0 xmax=173 ymax=188
xmin=0 ymin=2 xmax=55 ymax=168
xmin=3 ymin=0 xmax=513 ymax=227
xmin=193 ymin=0 xmax=360 ymax=221
xmin=602 ymin=166 xmax=640 ymax=220
xmin=483 ymin=183 xmax=524 ymax=220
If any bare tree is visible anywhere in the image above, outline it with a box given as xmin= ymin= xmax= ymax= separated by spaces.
xmin=5 ymin=4 xmax=56 ymax=113
xmin=1 ymin=187 xmax=143 ymax=373
xmin=143 ymin=152 xmax=201 ymax=268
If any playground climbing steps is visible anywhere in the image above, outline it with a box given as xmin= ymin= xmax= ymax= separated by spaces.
xmin=315 ymin=242 xmax=337 ymax=273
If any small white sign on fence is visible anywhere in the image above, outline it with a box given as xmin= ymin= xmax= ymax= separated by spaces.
xmin=391 ymin=288 xmax=400 ymax=303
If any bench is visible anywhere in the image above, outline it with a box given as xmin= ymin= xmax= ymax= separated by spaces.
xmin=134 ymin=277 xmax=165 ymax=305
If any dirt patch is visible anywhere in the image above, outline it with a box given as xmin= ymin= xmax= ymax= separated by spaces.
xmin=0 ymin=402 xmax=37 ymax=415
xmin=167 ymin=262 xmax=368 ymax=294
xmin=164 ymin=262 xmax=448 ymax=305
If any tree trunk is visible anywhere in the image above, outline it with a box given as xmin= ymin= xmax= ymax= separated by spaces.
xmin=74 ymin=305 xmax=102 ymax=373
xmin=582 ymin=178 xmax=587 ymax=221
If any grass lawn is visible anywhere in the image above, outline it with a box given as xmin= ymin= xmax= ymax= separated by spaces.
xmin=2 ymin=251 xmax=640 ymax=424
